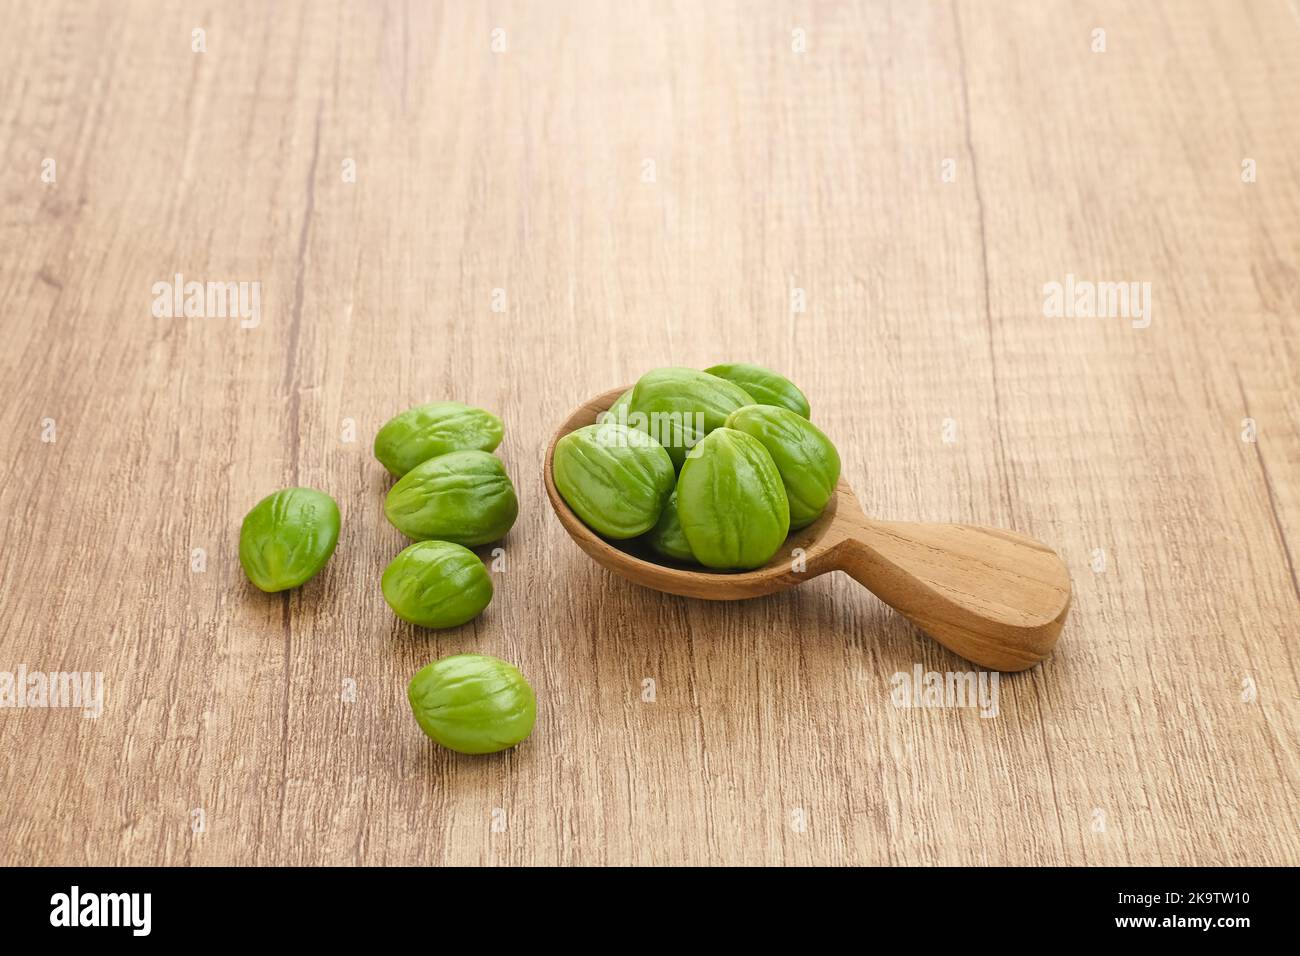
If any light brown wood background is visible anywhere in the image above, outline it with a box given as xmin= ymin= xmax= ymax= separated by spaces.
xmin=1 ymin=0 xmax=1296 ymax=866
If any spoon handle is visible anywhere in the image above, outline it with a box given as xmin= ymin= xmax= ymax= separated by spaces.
xmin=833 ymin=517 xmax=1072 ymax=671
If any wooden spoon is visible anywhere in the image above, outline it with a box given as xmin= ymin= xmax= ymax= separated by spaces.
xmin=543 ymin=386 xmax=1072 ymax=671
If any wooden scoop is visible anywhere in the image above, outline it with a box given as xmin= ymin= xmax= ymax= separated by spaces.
xmin=543 ymin=387 xmax=1071 ymax=671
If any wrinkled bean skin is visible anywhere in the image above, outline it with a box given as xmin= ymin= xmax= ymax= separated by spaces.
xmin=374 ymin=402 xmax=504 ymax=477
xmin=676 ymin=428 xmax=790 ymax=570
xmin=645 ymin=489 xmax=696 ymax=563
xmin=407 ymin=654 xmax=536 ymax=754
xmin=704 ymin=363 xmax=811 ymax=419
xmin=239 ymin=487 xmax=340 ymax=592
xmin=382 ymin=541 xmax=493 ymax=628
xmin=553 ymin=422 xmax=675 ymax=538
xmin=385 ymin=450 xmax=518 ymax=545
xmin=627 ymin=367 xmax=755 ymax=468
xmin=725 ymin=404 xmax=841 ymax=529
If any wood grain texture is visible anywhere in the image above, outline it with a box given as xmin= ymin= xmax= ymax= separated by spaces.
xmin=0 ymin=0 xmax=1296 ymax=866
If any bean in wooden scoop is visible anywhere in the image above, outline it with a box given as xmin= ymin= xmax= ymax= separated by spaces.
xmin=543 ymin=387 xmax=1071 ymax=671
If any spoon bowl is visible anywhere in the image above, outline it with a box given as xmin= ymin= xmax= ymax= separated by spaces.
xmin=544 ymin=386 xmax=1072 ymax=671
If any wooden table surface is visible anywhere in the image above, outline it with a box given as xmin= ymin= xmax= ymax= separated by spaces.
xmin=1 ymin=1 xmax=1296 ymax=867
